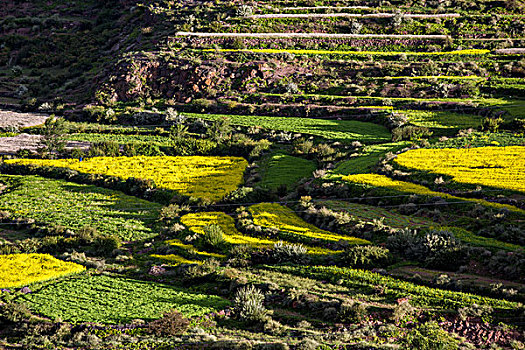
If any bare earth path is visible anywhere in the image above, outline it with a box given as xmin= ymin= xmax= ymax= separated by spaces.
xmin=0 ymin=134 xmax=90 ymax=154
xmin=0 ymin=110 xmax=49 ymax=129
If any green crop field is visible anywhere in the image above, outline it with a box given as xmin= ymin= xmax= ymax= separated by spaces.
xmin=185 ymin=112 xmax=391 ymax=142
xmin=259 ymin=152 xmax=317 ymax=189
xmin=20 ymin=274 xmax=229 ymax=323
xmin=0 ymin=175 xmax=161 ymax=241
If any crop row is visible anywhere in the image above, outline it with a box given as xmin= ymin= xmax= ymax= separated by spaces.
xmin=205 ymin=48 xmax=490 ymax=56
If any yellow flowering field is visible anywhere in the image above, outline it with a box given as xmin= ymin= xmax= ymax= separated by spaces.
xmin=0 ymin=254 xmax=85 ymax=288
xmin=181 ymin=212 xmax=341 ymax=255
xmin=394 ymin=146 xmax=525 ymax=193
xmin=249 ymin=203 xmax=371 ymax=245
xmin=150 ymin=254 xmax=203 ymax=265
xmin=206 ymin=48 xmax=490 ymax=56
xmin=343 ymin=174 xmax=524 ymax=213
xmin=6 ymin=156 xmax=248 ymax=201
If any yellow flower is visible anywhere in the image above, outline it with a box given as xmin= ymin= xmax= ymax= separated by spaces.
xmin=0 ymin=254 xmax=85 ymax=288
xmin=394 ymin=147 xmax=525 ymax=193
xmin=249 ymin=203 xmax=370 ymax=245
xmin=6 ymin=156 xmax=248 ymax=201
xmin=343 ymin=173 xmax=524 ymax=213
xmin=181 ymin=211 xmax=343 ymax=255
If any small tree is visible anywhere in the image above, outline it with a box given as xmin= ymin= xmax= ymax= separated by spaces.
xmin=41 ymin=116 xmax=66 ymax=157
xmin=206 ymin=117 xmax=232 ymax=143
xmin=169 ymin=124 xmax=189 ymax=140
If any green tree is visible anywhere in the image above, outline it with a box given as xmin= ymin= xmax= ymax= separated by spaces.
xmin=42 ymin=116 xmax=67 ymax=157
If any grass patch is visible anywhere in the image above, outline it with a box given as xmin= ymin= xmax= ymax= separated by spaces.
xmin=404 ymin=110 xmax=486 ymax=129
xmin=259 ymin=152 xmax=316 ymax=190
xmin=333 ymin=142 xmax=408 ymax=176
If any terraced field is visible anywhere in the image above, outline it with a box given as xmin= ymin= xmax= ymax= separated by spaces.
xmin=0 ymin=0 xmax=524 ymax=349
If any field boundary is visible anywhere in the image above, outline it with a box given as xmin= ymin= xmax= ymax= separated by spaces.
xmin=175 ymin=32 xmax=450 ymax=39
xmin=247 ymin=13 xmax=461 ymax=19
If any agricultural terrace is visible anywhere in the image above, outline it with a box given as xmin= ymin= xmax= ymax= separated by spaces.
xmin=206 ymin=48 xmax=490 ymax=56
xmin=20 ymin=274 xmax=229 ymax=324
xmin=343 ymin=174 xmax=525 ymax=213
xmin=180 ymin=212 xmax=341 ymax=255
xmin=249 ymin=203 xmax=371 ymax=245
xmin=1 ymin=0 xmax=525 ymax=348
xmin=0 ymin=175 xmax=161 ymax=241
xmin=0 ymin=254 xmax=85 ymax=288
xmin=5 ymin=156 xmax=248 ymax=201
xmin=394 ymin=146 xmax=525 ymax=193
xmin=320 ymin=201 xmax=523 ymax=253
xmin=278 ymin=265 xmax=518 ymax=310
xmin=320 ymin=200 xmax=431 ymax=228
xmin=185 ymin=113 xmax=391 ymax=143
xmin=333 ymin=142 xmax=409 ymax=175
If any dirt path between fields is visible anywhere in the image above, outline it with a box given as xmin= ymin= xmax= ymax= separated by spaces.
xmin=0 ymin=134 xmax=90 ymax=154
xmin=0 ymin=110 xmax=49 ymax=129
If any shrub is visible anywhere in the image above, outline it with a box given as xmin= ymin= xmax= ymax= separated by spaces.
xmin=391 ymin=299 xmax=417 ymax=325
xmin=147 ymin=309 xmax=190 ymax=336
xmin=341 ymin=245 xmax=390 ymax=268
xmin=199 ymin=224 xmax=227 ymax=251
xmin=387 ymin=229 xmax=464 ymax=269
xmin=339 ymin=301 xmax=368 ymax=324
xmin=401 ymin=321 xmax=460 ymax=350
xmin=0 ymin=302 xmax=32 ymax=323
xmin=93 ymin=235 xmax=121 ymax=256
xmin=165 ymin=108 xmax=186 ymax=125
xmin=88 ymin=140 xmax=119 ymax=157
xmin=228 ymin=244 xmax=253 ymax=267
xmin=206 ymin=118 xmax=232 ymax=143
xmin=271 ymin=241 xmax=309 ymax=264
xmin=481 ymin=117 xmax=504 ymax=132
xmin=293 ymin=139 xmax=315 ymax=155
xmin=236 ymin=5 xmax=253 ymax=17
xmin=457 ymin=303 xmax=493 ymax=322
xmin=122 ymin=143 xmax=163 ymax=156
xmin=296 ymin=338 xmax=320 ymax=350
xmin=42 ymin=116 xmax=66 ymax=156
xmin=233 ymin=285 xmax=268 ymax=324
xmin=392 ymin=126 xmax=433 ymax=141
